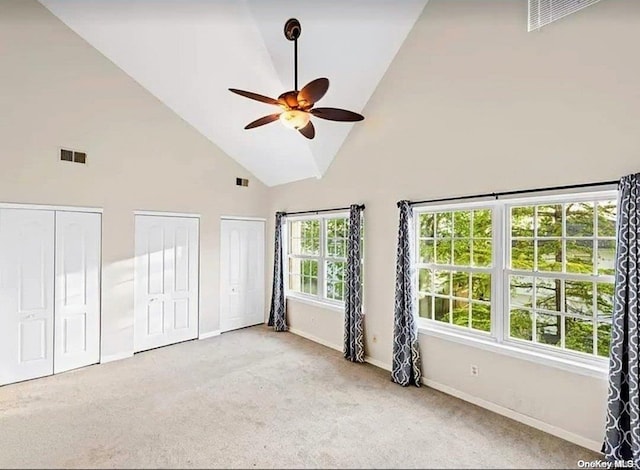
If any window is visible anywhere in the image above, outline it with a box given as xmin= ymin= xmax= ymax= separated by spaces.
xmin=287 ymin=215 xmax=359 ymax=304
xmin=415 ymin=191 xmax=617 ymax=363
xmin=417 ymin=208 xmax=493 ymax=333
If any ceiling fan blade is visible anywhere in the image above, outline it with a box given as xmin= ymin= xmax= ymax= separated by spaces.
xmin=244 ymin=113 xmax=281 ymax=130
xmin=311 ymin=107 xmax=364 ymax=122
xmin=229 ymin=88 xmax=280 ymax=106
xmin=297 ymin=78 xmax=329 ymax=109
xmin=298 ymin=121 xmax=315 ymax=140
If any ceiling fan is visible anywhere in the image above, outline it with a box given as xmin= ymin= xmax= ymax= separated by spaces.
xmin=229 ymin=18 xmax=364 ymax=140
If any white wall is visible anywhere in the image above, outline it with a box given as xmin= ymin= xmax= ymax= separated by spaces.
xmin=0 ymin=0 xmax=269 ymax=359
xmin=268 ymin=0 xmax=640 ymax=449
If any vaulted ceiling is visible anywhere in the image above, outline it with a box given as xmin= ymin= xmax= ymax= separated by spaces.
xmin=39 ymin=0 xmax=428 ymax=186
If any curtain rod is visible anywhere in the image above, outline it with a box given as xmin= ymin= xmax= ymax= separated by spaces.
xmin=406 ymin=179 xmax=620 ymax=207
xmin=283 ymin=204 xmax=365 ymax=217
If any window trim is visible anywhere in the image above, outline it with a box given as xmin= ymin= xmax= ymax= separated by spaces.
xmin=413 ymin=188 xmax=617 ymax=376
xmin=284 ymin=212 xmax=349 ymax=309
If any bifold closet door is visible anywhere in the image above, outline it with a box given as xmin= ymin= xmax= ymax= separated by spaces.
xmin=0 ymin=209 xmax=55 ymax=386
xmin=54 ymin=211 xmax=101 ymax=374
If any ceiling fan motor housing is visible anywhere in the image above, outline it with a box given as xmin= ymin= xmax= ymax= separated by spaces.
xmin=284 ymin=18 xmax=301 ymax=41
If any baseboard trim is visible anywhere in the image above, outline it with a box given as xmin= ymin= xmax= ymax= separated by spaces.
xmin=199 ymin=330 xmax=222 ymax=340
xmin=423 ymin=378 xmax=602 ymax=453
xmin=365 ymin=356 xmax=392 ymax=371
xmin=287 ymin=326 xmax=601 ymax=453
xmin=100 ymin=352 xmax=133 ymax=364
xmin=288 ymin=327 xmax=342 ymax=352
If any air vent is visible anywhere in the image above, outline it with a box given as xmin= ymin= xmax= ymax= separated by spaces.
xmin=236 ymin=178 xmax=249 ymax=187
xmin=529 ymin=0 xmax=602 ymax=31
xmin=60 ymin=148 xmax=87 ymax=164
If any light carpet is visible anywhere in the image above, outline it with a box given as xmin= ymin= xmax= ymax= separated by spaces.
xmin=0 ymin=325 xmax=600 ymax=468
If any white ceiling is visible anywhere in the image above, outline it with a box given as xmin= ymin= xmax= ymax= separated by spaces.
xmin=39 ymin=0 xmax=428 ymax=186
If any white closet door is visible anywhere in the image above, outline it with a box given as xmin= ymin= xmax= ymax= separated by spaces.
xmin=220 ymin=219 xmax=265 ymax=332
xmin=0 ymin=209 xmax=55 ymax=386
xmin=134 ymin=215 xmax=199 ymax=352
xmin=54 ymin=211 xmax=101 ymax=374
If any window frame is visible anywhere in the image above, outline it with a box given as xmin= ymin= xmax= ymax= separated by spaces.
xmin=414 ymin=189 xmax=617 ymax=375
xmin=285 ymin=212 xmax=350 ymax=309
xmin=414 ymin=199 xmax=500 ymax=339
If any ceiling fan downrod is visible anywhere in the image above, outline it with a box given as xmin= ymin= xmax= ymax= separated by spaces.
xmin=284 ymin=18 xmax=301 ymax=91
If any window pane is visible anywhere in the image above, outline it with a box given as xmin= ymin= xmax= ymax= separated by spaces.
xmin=327 ymin=238 xmax=347 ymax=258
xmin=453 ymin=239 xmax=471 ymax=265
xmin=473 ymin=239 xmax=492 ymax=267
xmin=566 ymin=202 xmax=594 ymax=237
xmin=326 ymin=261 xmax=345 ymax=301
xmin=434 ymin=271 xmax=451 ymax=295
xmin=596 ymin=282 xmax=614 ymax=318
xmin=326 ymin=218 xmax=348 ymax=258
xmin=597 ymin=322 xmax=611 ymax=358
xmin=537 ymin=239 xmax=562 ymax=272
xmin=419 ymin=239 xmax=434 ymax=264
xmin=537 ymin=204 xmax=562 ymax=237
xmin=473 ymin=210 xmax=492 ymax=238
xmin=454 ymin=211 xmax=471 ymax=237
xmin=290 ymin=220 xmax=320 ymax=255
xmin=418 ymin=294 xmax=433 ymax=319
xmin=471 ymin=302 xmax=491 ymax=332
xmin=511 ymin=206 xmax=534 ymax=237
xmin=452 ymin=300 xmax=469 ymax=328
xmin=565 ymin=280 xmax=594 ymax=316
xmin=566 ymin=240 xmax=593 ymax=274
xmin=565 ymin=317 xmax=594 ymax=354
xmin=597 ymin=201 xmax=617 ymax=237
xmin=512 ymin=240 xmax=534 ymax=270
xmin=420 ymin=213 xmax=434 ymax=238
xmin=451 ymin=272 xmax=470 ymax=299
xmin=436 ymin=212 xmax=453 ymax=238
xmin=536 ymin=313 xmax=561 ymax=347
xmin=597 ymin=240 xmax=616 ymax=275
xmin=435 ymin=238 xmax=452 ymax=265
xmin=535 ymin=277 xmax=561 ymax=312
xmin=471 ymin=273 xmax=491 ymax=302
xmin=510 ymin=276 xmax=533 ymax=308
xmin=300 ymin=259 xmax=318 ymax=295
xmin=418 ymin=268 xmax=433 ymax=293
xmin=510 ymin=309 xmax=533 ymax=341
xmin=434 ymin=297 xmax=450 ymax=323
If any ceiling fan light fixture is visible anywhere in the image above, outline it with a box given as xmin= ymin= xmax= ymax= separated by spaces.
xmin=279 ymin=110 xmax=310 ymax=130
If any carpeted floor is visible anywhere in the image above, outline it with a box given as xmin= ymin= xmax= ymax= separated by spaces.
xmin=0 ymin=325 xmax=599 ymax=469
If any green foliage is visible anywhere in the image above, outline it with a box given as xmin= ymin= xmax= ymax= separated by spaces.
xmin=421 ymin=200 xmax=617 ymax=357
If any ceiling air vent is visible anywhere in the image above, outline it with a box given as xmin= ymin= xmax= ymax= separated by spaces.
xmin=236 ymin=178 xmax=249 ymax=187
xmin=528 ymin=0 xmax=602 ymax=31
xmin=60 ymin=148 xmax=87 ymax=164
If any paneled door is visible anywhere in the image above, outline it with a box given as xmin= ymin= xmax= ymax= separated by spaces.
xmin=134 ymin=215 xmax=199 ymax=352
xmin=0 ymin=209 xmax=55 ymax=386
xmin=220 ymin=219 xmax=265 ymax=332
xmin=54 ymin=211 xmax=101 ymax=374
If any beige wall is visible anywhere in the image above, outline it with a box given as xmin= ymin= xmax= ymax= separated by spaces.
xmin=0 ymin=0 xmax=269 ymax=358
xmin=268 ymin=0 xmax=640 ymax=448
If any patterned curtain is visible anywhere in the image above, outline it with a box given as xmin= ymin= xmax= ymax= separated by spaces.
xmin=603 ymin=173 xmax=640 ymax=465
xmin=268 ymin=212 xmax=288 ymax=332
xmin=344 ymin=204 xmax=364 ymax=362
xmin=391 ymin=201 xmax=422 ymax=386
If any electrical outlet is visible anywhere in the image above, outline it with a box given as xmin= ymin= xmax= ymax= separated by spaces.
xmin=470 ymin=364 xmax=479 ymax=377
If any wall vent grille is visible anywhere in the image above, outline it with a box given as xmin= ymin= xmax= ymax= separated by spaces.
xmin=236 ymin=178 xmax=249 ymax=187
xmin=60 ymin=148 xmax=87 ymax=164
xmin=529 ymin=0 xmax=602 ymax=31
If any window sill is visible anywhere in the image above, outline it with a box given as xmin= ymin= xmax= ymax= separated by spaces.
xmin=286 ymin=293 xmax=345 ymax=313
xmin=418 ymin=322 xmax=608 ymax=380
